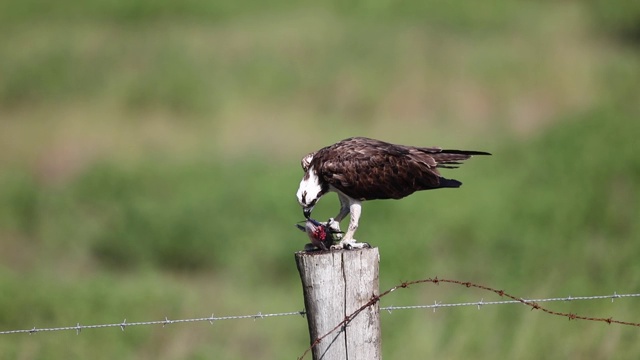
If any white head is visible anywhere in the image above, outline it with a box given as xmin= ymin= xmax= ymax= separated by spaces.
xmin=296 ymin=166 xmax=327 ymax=218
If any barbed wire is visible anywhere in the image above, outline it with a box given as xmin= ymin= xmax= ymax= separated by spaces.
xmin=382 ymin=291 xmax=640 ymax=312
xmin=1 ymin=289 xmax=638 ymax=336
xmin=297 ymin=278 xmax=640 ymax=359
xmin=0 ymin=311 xmax=306 ymax=335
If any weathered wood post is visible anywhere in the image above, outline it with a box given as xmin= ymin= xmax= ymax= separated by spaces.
xmin=295 ymin=248 xmax=381 ymax=360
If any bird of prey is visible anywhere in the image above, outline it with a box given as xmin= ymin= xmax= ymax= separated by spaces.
xmin=296 ymin=137 xmax=490 ymax=250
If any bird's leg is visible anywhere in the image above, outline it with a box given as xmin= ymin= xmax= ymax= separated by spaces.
xmin=340 ymin=201 xmax=360 ymax=244
xmin=333 ymin=193 xmax=351 ymax=223
xmin=322 ymin=193 xmax=349 ymax=240
xmin=332 ymin=200 xmax=370 ymax=250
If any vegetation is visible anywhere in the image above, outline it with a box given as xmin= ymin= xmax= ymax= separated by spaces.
xmin=1 ymin=0 xmax=639 ymax=358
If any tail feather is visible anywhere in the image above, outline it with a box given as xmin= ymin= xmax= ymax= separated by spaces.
xmin=432 ymin=149 xmax=491 ymax=169
xmin=438 ymin=177 xmax=462 ymax=188
xmin=441 ymin=149 xmax=492 ymax=156
xmin=436 ymin=161 xmax=463 ymax=169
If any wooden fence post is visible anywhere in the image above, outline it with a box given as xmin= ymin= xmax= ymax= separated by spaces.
xmin=295 ymin=248 xmax=381 ymax=360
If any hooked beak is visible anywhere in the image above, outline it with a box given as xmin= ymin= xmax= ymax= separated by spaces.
xmin=303 ymin=207 xmax=312 ymax=219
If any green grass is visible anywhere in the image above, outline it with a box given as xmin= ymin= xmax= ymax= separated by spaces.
xmin=1 ymin=0 xmax=640 ymax=358
xmin=2 ymin=109 xmax=639 ymax=358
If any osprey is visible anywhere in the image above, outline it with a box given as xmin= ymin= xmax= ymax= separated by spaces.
xmin=296 ymin=137 xmax=490 ymax=250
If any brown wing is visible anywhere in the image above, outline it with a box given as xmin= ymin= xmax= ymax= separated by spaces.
xmin=311 ymin=137 xmax=444 ymax=200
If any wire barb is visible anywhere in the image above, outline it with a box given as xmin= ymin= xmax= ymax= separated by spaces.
xmin=163 ymin=317 xmax=172 ymax=327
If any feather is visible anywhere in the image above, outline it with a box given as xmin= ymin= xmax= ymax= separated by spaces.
xmin=306 ymin=137 xmax=489 ymax=201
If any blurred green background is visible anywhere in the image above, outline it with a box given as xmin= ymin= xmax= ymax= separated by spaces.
xmin=1 ymin=0 xmax=639 ymax=358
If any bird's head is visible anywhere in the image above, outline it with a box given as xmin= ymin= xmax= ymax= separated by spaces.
xmin=296 ymin=166 xmax=327 ymax=219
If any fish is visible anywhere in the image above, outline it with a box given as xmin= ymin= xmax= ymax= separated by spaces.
xmin=296 ymin=218 xmax=342 ymax=251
